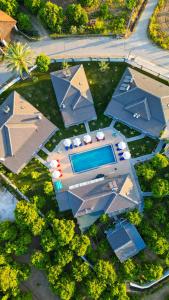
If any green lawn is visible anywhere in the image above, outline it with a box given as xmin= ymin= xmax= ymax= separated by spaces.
xmin=128 ymin=137 xmax=159 ymax=158
xmin=114 ymin=121 xmax=141 ymax=138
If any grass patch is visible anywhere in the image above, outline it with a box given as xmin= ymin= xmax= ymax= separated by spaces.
xmin=114 ymin=121 xmax=141 ymax=138
xmin=128 ymin=137 xmax=159 ymax=158
xmin=89 ymin=116 xmax=112 ymax=131
xmin=37 ymin=150 xmax=48 ymax=160
xmin=0 ymin=159 xmax=57 ymax=213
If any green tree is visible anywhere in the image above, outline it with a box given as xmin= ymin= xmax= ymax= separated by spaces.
xmin=36 ymin=53 xmax=50 ymax=72
xmin=39 ymin=1 xmax=63 ymax=33
xmin=17 ymin=13 xmax=32 ymax=32
xmin=122 ymin=259 xmax=137 ymax=280
xmin=100 ymin=3 xmax=109 ymax=19
xmin=5 ymin=232 xmax=32 ymax=256
xmin=44 ymin=181 xmax=53 ymax=195
xmin=54 ymin=249 xmax=73 ymax=267
xmin=86 ymin=278 xmax=105 ymax=300
xmin=153 ymin=237 xmax=169 ymax=255
xmin=11 ymin=291 xmax=32 ymax=300
xmin=15 ymin=200 xmax=45 ymax=236
xmin=94 ymin=260 xmax=117 ymax=285
xmin=24 ymin=0 xmax=42 ymax=14
xmin=40 ymin=229 xmax=57 ymax=252
xmin=72 ymin=260 xmax=90 ymax=282
xmin=126 ymin=209 xmax=142 ymax=226
xmin=79 ymin=0 xmax=98 ymax=8
xmin=136 ymin=163 xmax=156 ymax=181
xmin=99 ymin=213 xmax=109 ymax=224
xmin=145 ymin=264 xmax=163 ymax=281
xmin=0 ymin=221 xmax=17 ymax=242
xmin=152 ymin=154 xmax=169 ymax=169
xmin=126 ymin=0 xmax=137 ymax=10
xmin=0 ymin=0 xmax=18 ymax=17
xmin=5 ymin=42 xmax=34 ymax=78
xmin=52 ymin=275 xmax=75 ymax=300
xmin=31 ymin=171 xmax=40 ymax=179
xmin=53 ymin=218 xmax=75 ymax=246
xmin=152 ymin=178 xmax=169 ymax=197
xmin=70 ymin=234 xmax=90 ymax=256
xmin=31 ymin=250 xmax=49 ymax=270
xmin=66 ymin=4 xmax=88 ymax=27
xmin=47 ymin=264 xmax=63 ymax=285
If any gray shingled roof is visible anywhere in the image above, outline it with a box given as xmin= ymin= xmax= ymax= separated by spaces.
xmin=51 ymin=65 xmax=97 ymax=127
xmin=106 ymin=221 xmax=146 ymax=262
xmin=105 ymin=68 xmax=169 ymax=137
xmin=56 ymin=174 xmax=140 ymax=229
xmin=0 ymin=91 xmax=57 ymax=173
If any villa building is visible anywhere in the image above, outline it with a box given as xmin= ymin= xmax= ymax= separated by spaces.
xmin=0 ymin=10 xmax=16 ymax=45
xmin=51 ymin=64 xmax=97 ymax=127
xmin=0 ymin=91 xmax=57 ymax=173
xmin=105 ymin=67 xmax=169 ymax=139
xmin=56 ymin=173 xmax=140 ymax=231
xmin=106 ymin=220 xmax=146 ymax=262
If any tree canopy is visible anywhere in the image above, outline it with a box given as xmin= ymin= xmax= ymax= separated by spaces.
xmin=39 ymin=1 xmax=63 ymax=33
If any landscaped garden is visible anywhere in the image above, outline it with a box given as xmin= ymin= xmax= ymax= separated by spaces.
xmin=128 ymin=136 xmax=159 ymax=158
xmin=0 ymin=0 xmax=145 ymax=37
xmin=114 ymin=121 xmax=141 ymax=138
xmin=149 ymin=0 xmax=169 ymax=49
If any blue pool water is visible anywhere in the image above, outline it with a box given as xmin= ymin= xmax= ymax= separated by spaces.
xmin=69 ymin=144 xmax=116 ymax=173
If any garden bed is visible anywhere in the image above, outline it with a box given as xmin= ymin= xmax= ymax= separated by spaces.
xmin=114 ymin=121 xmax=141 ymax=138
xmin=128 ymin=137 xmax=159 ymax=158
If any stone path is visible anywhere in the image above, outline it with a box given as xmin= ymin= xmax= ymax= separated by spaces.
xmin=126 ymin=133 xmax=146 ymax=142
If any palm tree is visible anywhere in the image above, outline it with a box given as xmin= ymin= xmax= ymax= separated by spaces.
xmin=5 ymin=42 xmax=34 ymax=78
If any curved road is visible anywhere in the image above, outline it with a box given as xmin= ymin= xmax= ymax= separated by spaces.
xmin=1 ymin=0 xmax=169 ymax=84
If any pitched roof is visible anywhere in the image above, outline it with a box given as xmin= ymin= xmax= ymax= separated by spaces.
xmin=106 ymin=221 xmax=146 ymax=262
xmin=56 ymin=174 xmax=140 ymax=229
xmin=0 ymin=91 xmax=57 ymax=173
xmin=51 ymin=65 xmax=97 ymax=127
xmin=105 ymin=68 xmax=169 ymax=137
xmin=0 ymin=10 xmax=16 ymax=22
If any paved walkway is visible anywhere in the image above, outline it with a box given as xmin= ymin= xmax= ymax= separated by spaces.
xmin=132 ymin=153 xmax=155 ymax=165
xmin=1 ymin=0 xmax=169 ymax=85
xmin=84 ymin=121 xmax=90 ymax=133
xmin=126 ymin=133 xmax=145 ymax=142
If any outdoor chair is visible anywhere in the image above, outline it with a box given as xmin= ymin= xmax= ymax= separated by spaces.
xmin=118 ymin=152 xmax=123 ymax=156
xmin=70 ymin=144 xmax=73 ymax=149
xmin=120 ymin=157 xmax=125 ymax=161
xmin=65 ymin=146 xmax=69 ymax=151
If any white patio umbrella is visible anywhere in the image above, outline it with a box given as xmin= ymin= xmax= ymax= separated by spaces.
xmin=63 ymin=138 xmax=72 ymax=147
xmin=73 ymin=137 xmax=81 ymax=147
xmin=123 ymin=151 xmax=131 ymax=160
xmin=52 ymin=170 xmax=61 ymax=179
xmin=83 ymin=134 xmax=92 ymax=144
xmin=96 ymin=131 xmax=105 ymax=140
xmin=118 ymin=141 xmax=127 ymax=150
xmin=49 ymin=160 xmax=58 ymax=168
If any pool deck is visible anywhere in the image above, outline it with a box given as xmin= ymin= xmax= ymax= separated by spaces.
xmin=47 ymin=129 xmax=138 ymax=193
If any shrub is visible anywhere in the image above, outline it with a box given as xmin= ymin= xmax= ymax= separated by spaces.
xmin=36 ymin=53 xmax=50 ymax=72
xmin=66 ymin=4 xmax=88 ymax=27
xmin=17 ymin=13 xmax=32 ymax=32
xmin=39 ymin=1 xmax=63 ymax=33
xmin=0 ymin=0 xmax=18 ymax=17
xmin=24 ymin=0 xmax=43 ymax=14
xmin=79 ymin=0 xmax=98 ymax=8
xmin=100 ymin=3 xmax=109 ymax=20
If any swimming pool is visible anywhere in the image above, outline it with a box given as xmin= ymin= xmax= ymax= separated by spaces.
xmin=69 ymin=144 xmax=116 ymax=173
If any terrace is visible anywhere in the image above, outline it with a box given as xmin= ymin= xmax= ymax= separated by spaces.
xmin=47 ymin=128 xmax=137 ymax=190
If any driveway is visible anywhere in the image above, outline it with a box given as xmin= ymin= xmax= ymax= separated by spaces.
xmin=1 ymin=0 xmax=169 ymax=85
